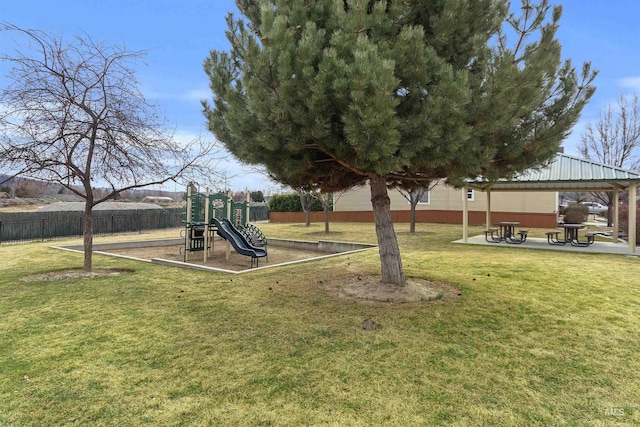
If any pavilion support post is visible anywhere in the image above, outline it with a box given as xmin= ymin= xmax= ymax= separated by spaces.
xmin=204 ymin=187 xmax=210 ymax=263
xmin=613 ymin=189 xmax=619 ymax=243
xmin=629 ymin=183 xmax=637 ymax=254
xmin=185 ymin=185 xmax=193 ymax=262
xmin=486 ymin=190 xmax=492 ymax=230
xmin=226 ymin=190 xmax=232 ymax=260
xmin=463 ymin=186 xmax=469 ymax=243
xmin=246 ymin=191 xmax=251 ymax=225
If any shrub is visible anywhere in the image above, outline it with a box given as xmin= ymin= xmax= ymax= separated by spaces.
xmin=268 ymin=193 xmax=323 ymax=212
xmin=563 ymin=203 xmax=588 ymax=224
xmin=250 ymin=190 xmax=265 ymax=203
xmin=269 ymin=194 xmax=299 ymax=212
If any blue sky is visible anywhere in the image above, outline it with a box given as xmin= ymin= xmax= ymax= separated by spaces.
xmin=2 ymin=0 xmax=639 ymax=191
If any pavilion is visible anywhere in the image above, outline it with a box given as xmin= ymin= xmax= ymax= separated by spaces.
xmin=461 ymin=153 xmax=639 ymax=255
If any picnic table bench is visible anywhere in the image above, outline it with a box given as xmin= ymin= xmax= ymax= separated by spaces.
xmin=584 ymin=231 xmax=611 ymax=244
xmin=546 ymin=230 xmax=562 ymax=245
xmin=484 ymin=228 xmax=501 ymax=242
xmin=517 ymin=229 xmax=529 ymax=242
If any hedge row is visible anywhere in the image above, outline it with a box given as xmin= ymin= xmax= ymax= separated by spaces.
xmin=268 ymin=194 xmax=324 ymax=212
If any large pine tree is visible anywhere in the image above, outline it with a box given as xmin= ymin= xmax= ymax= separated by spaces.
xmin=204 ymin=0 xmax=596 ymax=284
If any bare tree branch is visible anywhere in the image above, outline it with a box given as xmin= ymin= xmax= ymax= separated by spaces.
xmin=0 ymin=24 xmax=220 ymax=270
xmin=580 ymin=93 xmax=640 ymax=225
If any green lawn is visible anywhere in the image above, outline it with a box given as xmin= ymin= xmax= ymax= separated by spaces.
xmin=1 ymin=223 xmax=639 ymax=426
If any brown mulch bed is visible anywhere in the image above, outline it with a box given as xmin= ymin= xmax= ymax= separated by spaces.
xmin=321 ymin=275 xmax=461 ymax=306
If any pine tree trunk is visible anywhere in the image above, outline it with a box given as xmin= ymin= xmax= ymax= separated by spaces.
xmin=370 ymin=176 xmax=405 ymax=285
xmin=83 ymin=201 xmax=93 ymax=271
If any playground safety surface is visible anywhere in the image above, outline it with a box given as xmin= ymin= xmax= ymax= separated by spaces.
xmin=108 ymin=241 xmax=329 ymax=271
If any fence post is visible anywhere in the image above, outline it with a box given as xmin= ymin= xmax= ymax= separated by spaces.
xmin=0 ymin=221 xmax=2 ymax=244
xmin=41 ymin=218 xmax=45 ymax=241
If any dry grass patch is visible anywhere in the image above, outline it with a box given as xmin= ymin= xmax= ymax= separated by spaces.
xmin=20 ymin=268 xmax=134 ymax=281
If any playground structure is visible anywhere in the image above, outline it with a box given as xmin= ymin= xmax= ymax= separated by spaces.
xmin=181 ymin=183 xmax=268 ymax=267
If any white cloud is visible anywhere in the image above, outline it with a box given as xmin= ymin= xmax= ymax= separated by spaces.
xmin=182 ymin=88 xmax=210 ymax=102
xmin=172 ymin=128 xmax=210 ymax=145
xmin=166 ymin=128 xmax=276 ymax=191
xmin=618 ymin=76 xmax=640 ymax=90
xmin=562 ymin=121 xmax=586 ymax=157
xmin=143 ymin=86 xmax=210 ymax=103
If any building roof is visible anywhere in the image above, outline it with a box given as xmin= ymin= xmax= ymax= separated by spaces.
xmin=467 ymin=153 xmax=640 ymax=192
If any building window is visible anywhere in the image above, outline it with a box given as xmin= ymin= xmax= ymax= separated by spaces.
xmin=466 ymin=189 xmax=475 ymax=202
xmin=417 ymin=191 xmax=430 ymax=205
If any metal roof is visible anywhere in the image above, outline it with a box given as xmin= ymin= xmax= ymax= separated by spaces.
xmin=468 ymin=154 xmax=640 ymax=192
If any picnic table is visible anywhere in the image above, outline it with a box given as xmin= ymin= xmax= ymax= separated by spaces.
xmin=485 ymin=221 xmax=528 ymax=244
xmin=546 ymin=224 xmax=595 ymax=247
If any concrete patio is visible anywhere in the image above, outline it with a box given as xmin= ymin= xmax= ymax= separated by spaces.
xmin=455 ymin=234 xmax=640 ymax=257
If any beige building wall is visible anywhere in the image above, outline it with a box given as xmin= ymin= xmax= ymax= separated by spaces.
xmin=335 ymin=182 xmax=557 ymax=214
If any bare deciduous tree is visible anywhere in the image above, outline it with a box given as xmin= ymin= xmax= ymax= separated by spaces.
xmin=0 ymin=25 xmax=217 ymax=270
xmin=397 ymin=181 xmax=439 ymax=234
xmin=316 ymin=192 xmax=333 ymax=234
xmin=312 ymin=190 xmax=347 ymax=235
xmin=580 ymin=93 xmax=640 ymax=225
xmin=562 ymin=192 xmax=589 ymax=204
xmin=296 ymin=188 xmax=315 ymax=228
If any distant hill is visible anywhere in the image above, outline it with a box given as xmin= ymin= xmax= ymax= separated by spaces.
xmin=0 ymin=174 xmax=14 ymax=186
xmin=38 ymin=201 xmax=166 ymax=211
xmin=0 ymin=174 xmax=184 ymax=201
